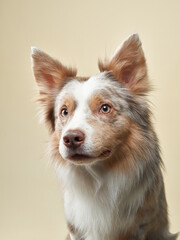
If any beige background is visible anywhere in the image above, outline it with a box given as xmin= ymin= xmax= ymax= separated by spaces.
xmin=0 ymin=0 xmax=180 ymax=239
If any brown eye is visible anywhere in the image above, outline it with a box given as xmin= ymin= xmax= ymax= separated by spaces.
xmin=100 ymin=104 xmax=111 ymax=114
xmin=61 ymin=107 xmax=68 ymax=117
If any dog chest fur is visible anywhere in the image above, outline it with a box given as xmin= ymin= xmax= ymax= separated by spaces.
xmin=59 ymin=164 xmax=146 ymax=240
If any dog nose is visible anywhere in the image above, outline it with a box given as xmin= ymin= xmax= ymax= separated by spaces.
xmin=63 ymin=130 xmax=85 ymax=149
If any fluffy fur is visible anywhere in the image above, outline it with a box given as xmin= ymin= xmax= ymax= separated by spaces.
xmin=31 ymin=34 xmax=178 ymax=240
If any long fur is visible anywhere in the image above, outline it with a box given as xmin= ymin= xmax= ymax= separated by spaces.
xmin=31 ymin=34 xmax=178 ymax=240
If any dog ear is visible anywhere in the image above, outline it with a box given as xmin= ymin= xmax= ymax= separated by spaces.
xmin=99 ymin=34 xmax=150 ymax=95
xmin=31 ymin=47 xmax=77 ymax=131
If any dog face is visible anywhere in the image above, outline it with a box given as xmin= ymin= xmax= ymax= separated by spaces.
xmin=55 ymin=74 xmax=132 ymax=165
xmin=31 ymin=34 xmax=150 ymax=166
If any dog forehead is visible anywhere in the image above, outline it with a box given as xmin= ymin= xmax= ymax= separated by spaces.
xmin=56 ymin=72 xmax=115 ymax=106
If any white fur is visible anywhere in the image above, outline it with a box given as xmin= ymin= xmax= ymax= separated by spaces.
xmin=57 ymin=162 xmax=146 ymax=240
xmin=54 ymin=73 xmax=148 ymax=240
xmin=55 ymin=72 xmax=125 ymax=161
xmin=70 ymin=233 xmax=75 ymax=240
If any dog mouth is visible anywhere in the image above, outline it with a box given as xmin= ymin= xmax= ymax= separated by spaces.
xmin=68 ymin=150 xmax=111 ymax=163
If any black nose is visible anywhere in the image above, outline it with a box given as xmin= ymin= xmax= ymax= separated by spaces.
xmin=63 ymin=130 xmax=85 ymax=149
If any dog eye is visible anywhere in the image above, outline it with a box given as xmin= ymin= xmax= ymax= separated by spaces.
xmin=61 ymin=107 xmax=69 ymax=117
xmin=100 ymin=104 xmax=111 ymax=114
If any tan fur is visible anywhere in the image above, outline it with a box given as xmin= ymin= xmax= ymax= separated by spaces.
xmin=59 ymin=95 xmax=76 ymax=125
xmin=31 ymin=48 xmax=77 ymax=131
xmin=98 ymin=34 xmax=151 ymax=95
xmin=89 ymin=94 xmax=116 ymax=118
xmin=49 ymin=131 xmax=66 ymax=166
xmin=76 ymin=76 xmax=89 ymax=82
xmin=31 ymin=35 xmax=178 ymax=240
xmin=67 ymin=222 xmax=75 ymax=234
xmin=104 ymin=123 xmax=143 ymax=172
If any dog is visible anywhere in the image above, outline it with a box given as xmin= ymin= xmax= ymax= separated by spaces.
xmin=31 ymin=34 xmax=178 ymax=240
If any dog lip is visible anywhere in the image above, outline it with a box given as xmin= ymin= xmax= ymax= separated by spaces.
xmin=69 ymin=150 xmax=111 ymax=161
xmin=69 ymin=154 xmax=93 ymax=160
xmin=100 ymin=150 xmax=111 ymax=158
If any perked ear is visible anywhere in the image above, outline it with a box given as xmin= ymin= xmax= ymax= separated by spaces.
xmin=99 ymin=34 xmax=150 ymax=95
xmin=31 ymin=47 xmax=77 ymax=131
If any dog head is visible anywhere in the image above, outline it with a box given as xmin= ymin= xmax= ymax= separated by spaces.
xmin=31 ymin=34 xmax=151 ymax=167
